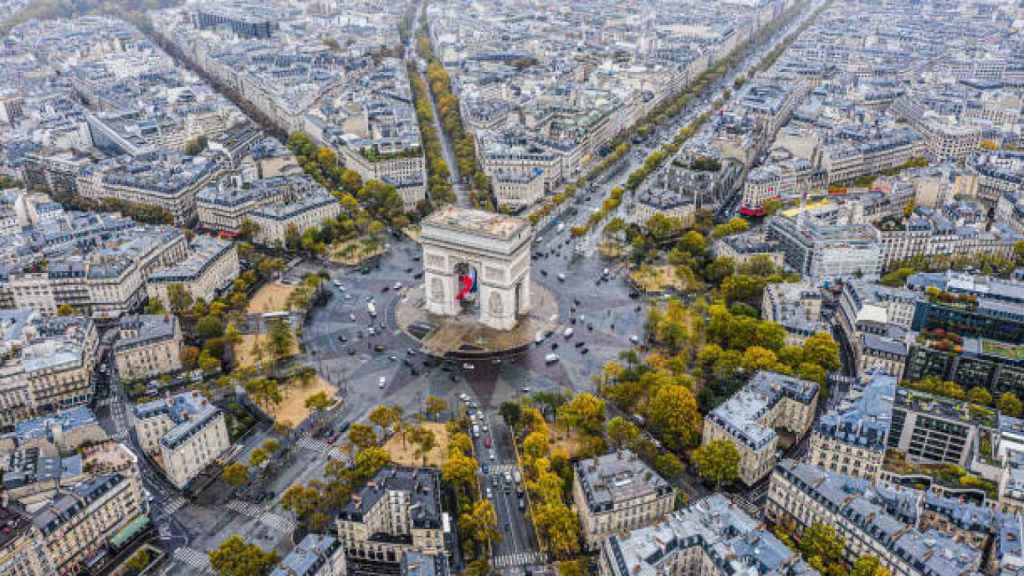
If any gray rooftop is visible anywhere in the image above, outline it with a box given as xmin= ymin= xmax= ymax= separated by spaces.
xmin=574 ymin=449 xmax=673 ymax=514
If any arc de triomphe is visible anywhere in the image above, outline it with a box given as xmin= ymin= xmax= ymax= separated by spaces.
xmin=420 ymin=206 xmax=533 ymax=331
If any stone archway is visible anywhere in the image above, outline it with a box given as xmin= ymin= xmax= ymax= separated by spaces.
xmin=419 ymin=206 xmax=533 ymax=332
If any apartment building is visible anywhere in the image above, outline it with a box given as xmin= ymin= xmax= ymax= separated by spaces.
xmin=491 ymin=168 xmax=545 ymax=211
xmin=81 ymin=151 xmax=222 ymax=226
xmin=886 ymin=387 xmax=985 ymax=469
xmin=0 ymin=309 xmax=98 ymax=427
xmin=761 ymin=281 xmax=829 ymax=346
xmin=767 ymin=461 xmax=982 ymax=576
xmin=113 ymin=314 xmax=184 ymax=382
xmin=571 ymin=449 xmax=675 ymax=549
xmin=146 ymin=235 xmax=239 ymax=310
xmin=809 ymin=372 xmax=895 ymax=481
xmin=767 ymin=216 xmax=883 ymax=283
xmin=249 ymin=190 xmax=341 ymax=248
xmin=821 ymin=128 xmax=924 ymax=185
xmin=336 ymin=467 xmax=446 ymax=566
xmin=0 ymin=505 xmax=54 ymax=576
xmin=271 ymin=533 xmax=347 ymax=576
xmin=702 ymin=370 xmax=819 ymax=486
xmin=891 ymin=95 xmax=983 ymax=161
xmin=133 ymin=391 xmax=230 ymax=489
xmin=835 ymin=281 xmax=917 ymax=380
xmin=0 ymin=224 xmax=188 ymax=320
xmin=599 ymin=494 xmax=818 ymax=576
xmin=625 ymin=188 xmax=695 ymax=228
xmin=34 ymin=470 xmax=145 ymax=575
xmin=904 ymin=334 xmax=1024 ymax=399
xmin=878 ymin=207 xmax=1018 ymax=269
xmin=712 ymin=231 xmax=784 ymax=268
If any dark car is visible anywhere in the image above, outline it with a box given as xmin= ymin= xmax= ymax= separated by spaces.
xmin=405 ymin=267 xmax=414 ymax=273
xmin=347 ymin=348 xmax=356 ymax=356
xmin=338 ymin=335 xmax=347 ymax=342
xmin=374 ymin=344 xmax=385 ymax=352
xmin=540 ymin=269 xmax=547 ymax=276
xmin=381 ymin=286 xmax=390 ymax=293
xmin=581 ymin=348 xmax=589 ymax=355
xmin=414 ymin=272 xmax=424 ymax=279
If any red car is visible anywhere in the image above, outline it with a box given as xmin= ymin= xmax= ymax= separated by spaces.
xmin=484 ymin=437 xmax=492 ymax=449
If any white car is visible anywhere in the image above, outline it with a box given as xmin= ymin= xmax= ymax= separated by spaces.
xmin=378 ymin=376 xmax=386 ymax=389
xmin=393 ymin=282 xmax=403 ymax=290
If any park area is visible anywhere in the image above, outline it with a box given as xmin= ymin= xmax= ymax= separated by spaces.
xmin=549 ymin=426 xmax=582 ymax=458
xmin=234 ymin=333 xmax=298 ymax=370
xmin=329 ymin=238 xmax=385 ymax=266
xmin=269 ymin=375 xmax=336 ymax=428
xmin=247 ymin=282 xmax=297 ymax=314
xmin=629 ymin=265 xmax=690 ymax=293
xmin=384 ymin=421 xmax=450 ymax=467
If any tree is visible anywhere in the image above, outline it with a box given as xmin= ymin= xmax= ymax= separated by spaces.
xmin=57 ymin=304 xmax=75 ymax=316
xmin=851 ymin=556 xmax=890 ymax=576
xmin=464 ymin=559 xmax=491 ymax=576
xmin=799 ymin=522 xmax=846 ymax=576
xmin=967 ymin=387 xmax=993 ymax=406
xmin=557 ymin=558 xmax=589 ymax=576
xmin=645 ymin=385 xmax=702 ymax=450
xmin=692 ymin=439 xmax=740 ymax=489
xmin=654 ymin=452 xmax=684 ymax=479
xmin=305 ymin=391 xmax=332 ymax=412
xmin=606 ymin=416 xmax=640 ymax=449
xmin=167 ymin=284 xmax=194 ymax=315
xmin=208 ymin=535 xmax=279 ymax=576
xmin=802 ymin=332 xmax=841 ymax=372
xmin=180 ymin=345 xmax=200 ymax=370
xmin=266 ymin=319 xmax=295 ymax=366
xmin=523 ymin=431 xmax=550 ymax=461
xmin=442 ymin=449 xmax=478 ymax=496
xmin=197 ymin=316 xmax=225 ymax=340
xmin=281 ymin=483 xmax=321 ymax=520
xmin=411 ymin=426 xmax=437 ymax=466
xmin=249 ymin=448 xmax=268 ymax=468
xmin=533 ymin=502 xmax=581 ymax=557
xmin=198 ymin=350 xmax=220 ymax=374
xmin=1000 ymin=392 xmax=1023 ymax=417
xmin=348 ymin=423 xmax=378 ymax=450
xmin=223 ymin=463 xmax=249 ymax=487
xmin=460 ymin=499 xmax=502 ymax=552
xmin=353 ymin=447 xmax=391 ymax=483
xmin=425 ymin=395 xmax=447 ymax=420
xmin=500 ymin=401 xmax=522 ymax=430
xmin=557 ymin=393 xmax=606 ymax=435
xmin=224 ymin=323 xmax=243 ymax=347
xmin=369 ymin=405 xmax=402 ymax=437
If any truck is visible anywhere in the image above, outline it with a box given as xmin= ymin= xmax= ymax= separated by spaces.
xmin=367 ymin=301 xmax=377 ymax=317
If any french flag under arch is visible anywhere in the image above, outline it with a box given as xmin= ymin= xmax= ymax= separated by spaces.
xmin=456 ymin=268 xmax=478 ymax=301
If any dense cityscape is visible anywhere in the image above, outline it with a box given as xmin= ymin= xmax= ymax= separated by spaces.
xmin=1 ymin=0 xmax=1024 ymax=575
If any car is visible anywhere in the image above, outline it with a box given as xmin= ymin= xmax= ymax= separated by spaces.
xmin=349 ymin=313 xmax=356 ymax=321
xmin=412 ymin=256 xmax=421 ymax=261
xmin=393 ymin=282 xmax=403 ymax=290
xmin=378 ymin=376 xmax=386 ymax=388
xmin=403 ymin=358 xmax=413 ymax=367
xmin=405 ymin=267 xmax=414 ymax=273
xmin=347 ymin=348 xmax=356 ymax=356
xmin=551 ymin=342 xmax=559 ymax=350
xmin=459 ymin=393 xmax=470 ymax=402
xmin=338 ymin=285 xmax=346 ymax=292
xmin=489 ymin=449 xmax=496 ymax=461
xmin=540 ymin=269 xmax=547 ymax=276
xmin=338 ymin=335 xmax=347 ymax=342
xmin=368 ymin=327 xmax=376 ymax=336
xmin=381 ymin=286 xmax=390 ymax=293
xmin=521 ymin=387 xmax=530 ymax=394
xmin=414 ymin=272 xmax=423 ymax=279
xmin=629 ymin=335 xmax=641 ymax=344
xmin=360 ymin=267 xmax=371 ymax=274
xmin=389 ymin=355 xmax=398 ymax=361
xmin=374 ymin=344 xmax=385 ymax=352
xmin=581 ymin=348 xmax=589 ymax=355
xmin=407 ymin=348 xmax=416 ymax=355
xmin=575 ymin=341 xmax=585 ymax=348
xmin=463 ymin=363 xmax=475 ymax=370
xmin=484 ymin=436 xmax=492 ymax=448
xmin=486 ymin=486 xmax=493 ymax=499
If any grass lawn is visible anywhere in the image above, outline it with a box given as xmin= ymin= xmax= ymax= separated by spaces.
xmin=629 ymin=265 xmax=689 ymax=292
xmin=982 ymin=339 xmax=1024 ymax=360
xmin=247 ymin=282 xmax=297 ymax=314
xmin=384 ymin=421 xmax=450 ymax=467
xmin=329 ymin=238 xmax=386 ymax=266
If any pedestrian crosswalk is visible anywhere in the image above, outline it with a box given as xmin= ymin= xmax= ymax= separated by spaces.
xmin=296 ymin=436 xmax=347 ymax=462
xmin=488 ymin=463 xmax=517 ymax=475
xmin=163 ymin=496 xmax=187 ymax=515
xmin=226 ymin=499 xmax=268 ymax=517
xmin=173 ymin=546 xmax=210 ymax=570
xmin=492 ymin=552 xmax=545 ymax=568
xmin=261 ymin=512 xmax=296 ymax=533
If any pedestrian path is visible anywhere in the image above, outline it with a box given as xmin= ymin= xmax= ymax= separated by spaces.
xmin=488 ymin=463 xmax=517 ymax=475
xmin=163 ymin=496 xmax=187 ymax=515
xmin=493 ymin=552 xmax=545 ymax=568
xmin=173 ymin=546 xmax=210 ymax=570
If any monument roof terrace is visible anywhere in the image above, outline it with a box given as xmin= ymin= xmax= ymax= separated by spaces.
xmin=422 ymin=205 xmax=529 ymax=242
